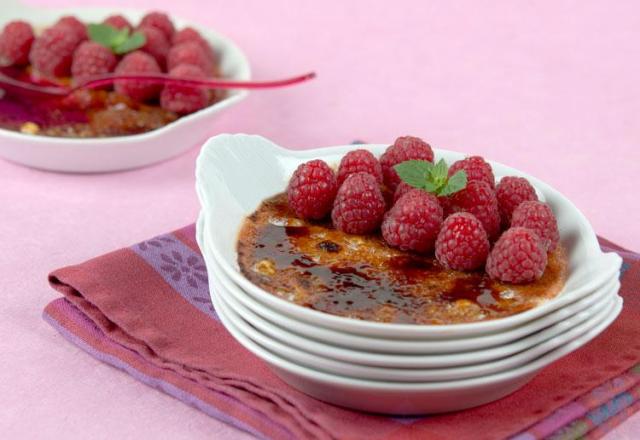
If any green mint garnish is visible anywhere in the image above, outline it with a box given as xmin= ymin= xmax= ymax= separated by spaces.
xmin=87 ymin=23 xmax=146 ymax=55
xmin=113 ymin=32 xmax=146 ymax=54
xmin=394 ymin=159 xmax=467 ymax=196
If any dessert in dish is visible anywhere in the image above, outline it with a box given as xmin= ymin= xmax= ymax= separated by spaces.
xmin=0 ymin=11 xmax=223 ymax=137
xmin=237 ymin=136 xmax=568 ymax=324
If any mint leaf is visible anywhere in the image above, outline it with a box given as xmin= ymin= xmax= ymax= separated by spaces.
xmin=114 ymin=32 xmax=146 ymax=54
xmin=111 ymin=28 xmax=130 ymax=47
xmin=422 ymin=180 xmax=439 ymax=193
xmin=429 ymin=158 xmax=448 ymax=182
xmin=395 ymin=158 xmax=467 ymax=197
xmin=426 ymin=158 xmax=450 ymax=193
xmin=87 ymin=24 xmax=146 ymax=55
xmin=394 ymin=160 xmax=432 ymax=189
xmin=87 ymin=23 xmax=121 ymax=48
xmin=439 ymin=170 xmax=467 ymax=196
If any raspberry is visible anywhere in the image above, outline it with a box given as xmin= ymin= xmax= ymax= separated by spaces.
xmin=496 ymin=176 xmax=538 ymax=226
xmin=435 ymin=212 xmax=490 ymax=271
xmin=287 ymin=160 xmax=338 ymax=220
xmin=336 ymin=149 xmax=383 ymax=187
xmin=138 ymin=26 xmax=170 ymax=69
xmin=394 ymin=183 xmax=453 ymax=218
xmin=449 ymin=156 xmax=495 ymax=188
xmin=160 ymin=64 xmax=209 ymax=114
xmin=103 ymin=15 xmax=132 ymax=32
xmin=331 ymin=172 xmax=386 ymax=234
xmin=393 ymin=181 xmax=414 ymax=204
xmin=71 ymin=41 xmax=117 ymax=85
xmin=55 ymin=16 xmax=87 ymax=41
xmin=139 ymin=11 xmax=175 ymax=40
xmin=486 ymin=227 xmax=547 ymax=283
xmin=29 ymin=26 xmax=83 ymax=77
xmin=173 ymin=27 xmax=216 ymax=65
xmin=114 ymin=51 xmax=162 ymax=102
xmin=438 ymin=195 xmax=454 ymax=218
xmin=167 ymin=41 xmax=214 ymax=75
xmin=0 ymin=21 xmax=34 ymax=66
xmin=382 ymin=189 xmax=443 ymax=253
xmin=511 ymin=201 xmax=559 ymax=252
xmin=449 ymin=180 xmax=501 ymax=240
xmin=173 ymin=27 xmax=202 ymax=45
xmin=380 ymin=136 xmax=434 ymax=190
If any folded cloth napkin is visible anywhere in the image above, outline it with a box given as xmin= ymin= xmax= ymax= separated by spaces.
xmin=44 ymin=224 xmax=640 ymax=440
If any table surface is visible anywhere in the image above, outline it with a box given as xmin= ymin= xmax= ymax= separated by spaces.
xmin=2 ymin=0 xmax=639 ymax=438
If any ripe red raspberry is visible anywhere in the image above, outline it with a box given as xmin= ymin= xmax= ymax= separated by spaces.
xmin=380 ymin=136 xmax=434 ymax=190
xmin=167 ymin=41 xmax=214 ymax=75
xmin=173 ymin=27 xmax=203 ymax=45
xmin=394 ymin=182 xmax=453 ymax=217
xmin=172 ymin=27 xmax=216 ymax=61
xmin=438 ymin=195 xmax=454 ymax=218
xmin=139 ymin=11 xmax=175 ymax=40
xmin=71 ymin=41 xmax=117 ymax=85
xmin=114 ymin=51 xmax=162 ymax=102
xmin=486 ymin=227 xmax=547 ymax=283
xmin=103 ymin=15 xmax=133 ymax=32
xmin=511 ymin=201 xmax=559 ymax=252
xmin=29 ymin=26 xmax=83 ymax=77
xmin=160 ymin=64 xmax=209 ymax=114
xmin=449 ymin=180 xmax=501 ymax=240
xmin=382 ymin=189 xmax=443 ymax=253
xmin=332 ymin=172 xmax=386 ymax=234
xmin=496 ymin=176 xmax=538 ymax=226
xmin=287 ymin=160 xmax=338 ymax=220
xmin=138 ymin=26 xmax=170 ymax=69
xmin=392 ymin=181 xmax=414 ymax=204
xmin=435 ymin=212 xmax=490 ymax=271
xmin=55 ymin=16 xmax=87 ymax=41
xmin=449 ymin=156 xmax=495 ymax=188
xmin=336 ymin=149 xmax=383 ymax=187
xmin=0 ymin=21 xmax=34 ymax=66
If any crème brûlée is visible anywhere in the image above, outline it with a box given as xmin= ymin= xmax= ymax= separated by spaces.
xmin=237 ymin=193 xmax=569 ymax=325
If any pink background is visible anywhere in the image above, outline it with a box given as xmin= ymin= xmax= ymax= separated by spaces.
xmin=1 ymin=0 xmax=638 ymax=438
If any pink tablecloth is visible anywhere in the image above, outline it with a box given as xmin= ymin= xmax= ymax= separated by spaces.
xmin=1 ymin=0 xmax=639 ymax=438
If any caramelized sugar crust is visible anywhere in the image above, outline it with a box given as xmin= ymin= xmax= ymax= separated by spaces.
xmin=0 ymin=68 xmax=226 ymax=137
xmin=237 ymin=193 xmax=568 ymax=325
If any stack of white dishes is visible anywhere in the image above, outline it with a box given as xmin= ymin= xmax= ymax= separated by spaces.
xmin=195 ymin=134 xmax=623 ymax=415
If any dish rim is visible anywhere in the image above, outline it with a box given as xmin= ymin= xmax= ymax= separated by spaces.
xmin=198 ymin=210 xmax=621 ymax=364
xmin=214 ymin=275 xmax=617 ymax=382
xmin=210 ymin=273 xmax=623 ymax=390
xmin=207 ymin=245 xmax=619 ymax=375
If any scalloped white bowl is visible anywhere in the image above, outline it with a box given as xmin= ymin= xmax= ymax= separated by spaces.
xmin=203 ymin=240 xmax=619 ymax=371
xmin=206 ymin=243 xmax=619 ymax=379
xmin=195 ymin=134 xmax=622 ymax=340
xmin=0 ymin=2 xmax=250 ymax=172
xmin=200 ymin=208 xmax=619 ymax=356
xmin=209 ymin=269 xmax=622 ymax=414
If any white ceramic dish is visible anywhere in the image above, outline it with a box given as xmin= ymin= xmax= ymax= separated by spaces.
xmin=0 ymin=1 xmax=250 ymax=172
xmin=207 ymin=249 xmax=619 ymax=371
xmin=199 ymin=211 xmax=618 ymax=356
xmin=211 ymin=279 xmax=622 ymax=414
xmin=195 ymin=134 xmax=622 ymax=339
xmin=212 ymin=255 xmax=618 ymax=381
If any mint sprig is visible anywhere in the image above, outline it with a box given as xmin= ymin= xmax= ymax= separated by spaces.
xmin=87 ymin=23 xmax=146 ymax=55
xmin=394 ymin=159 xmax=467 ymax=196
